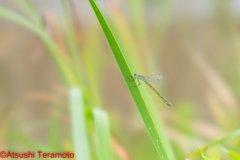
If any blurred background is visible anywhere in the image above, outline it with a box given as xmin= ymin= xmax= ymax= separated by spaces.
xmin=0 ymin=0 xmax=240 ymax=159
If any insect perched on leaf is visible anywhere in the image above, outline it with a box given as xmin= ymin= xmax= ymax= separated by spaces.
xmin=133 ymin=73 xmax=171 ymax=106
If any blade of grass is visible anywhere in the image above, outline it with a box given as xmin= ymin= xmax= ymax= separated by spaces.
xmin=14 ymin=0 xmax=42 ymax=26
xmin=218 ymin=146 xmax=240 ymax=160
xmin=89 ymin=0 xmax=170 ymax=159
xmin=48 ymin=102 xmax=61 ymax=150
xmin=198 ymin=147 xmax=209 ymax=160
xmin=69 ymin=88 xmax=91 ymax=160
xmin=83 ymin=25 xmax=104 ymax=107
xmin=7 ymin=132 xmax=63 ymax=160
xmin=128 ymin=0 xmax=145 ymax=40
xmin=0 ymin=7 xmax=78 ymax=87
xmin=61 ymin=0 xmax=82 ymax=75
xmin=0 ymin=7 xmax=45 ymax=38
xmin=7 ymin=131 xmax=51 ymax=150
xmin=190 ymin=129 xmax=240 ymax=158
xmin=92 ymin=108 xmax=112 ymax=160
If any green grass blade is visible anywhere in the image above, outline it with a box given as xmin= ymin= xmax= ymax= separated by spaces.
xmin=219 ymin=146 xmax=240 ymax=160
xmin=191 ymin=129 xmax=240 ymax=158
xmin=198 ymin=147 xmax=209 ymax=160
xmin=0 ymin=7 xmax=78 ymax=87
xmin=48 ymin=103 xmax=61 ymax=150
xmin=0 ymin=6 xmax=44 ymax=37
xmin=6 ymin=132 xmax=64 ymax=160
xmin=92 ymin=108 xmax=112 ymax=160
xmin=89 ymin=0 xmax=170 ymax=159
xmin=61 ymin=0 xmax=82 ymax=74
xmin=14 ymin=0 xmax=42 ymax=26
xmin=204 ymin=129 xmax=240 ymax=151
xmin=7 ymin=131 xmax=50 ymax=150
xmin=128 ymin=0 xmax=145 ymax=39
xmin=69 ymin=88 xmax=91 ymax=160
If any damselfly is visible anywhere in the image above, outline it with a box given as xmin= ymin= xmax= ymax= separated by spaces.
xmin=133 ymin=73 xmax=171 ymax=106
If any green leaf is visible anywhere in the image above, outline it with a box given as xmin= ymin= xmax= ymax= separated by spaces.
xmin=69 ymin=88 xmax=91 ymax=160
xmin=14 ymin=0 xmax=42 ymax=26
xmin=48 ymin=102 xmax=61 ymax=150
xmin=219 ymin=146 xmax=240 ymax=160
xmin=6 ymin=132 xmax=65 ymax=160
xmin=89 ymin=0 xmax=170 ymax=159
xmin=0 ymin=6 xmax=44 ymax=37
xmin=92 ymin=108 xmax=112 ymax=160
xmin=203 ymin=129 xmax=240 ymax=151
xmin=0 ymin=7 xmax=78 ymax=87
xmin=191 ymin=129 xmax=240 ymax=158
xmin=198 ymin=147 xmax=209 ymax=160
xmin=61 ymin=0 xmax=82 ymax=75
xmin=7 ymin=131 xmax=50 ymax=150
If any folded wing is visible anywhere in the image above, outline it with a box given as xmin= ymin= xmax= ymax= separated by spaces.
xmin=144 ymin=74 xmax=163 ymax=87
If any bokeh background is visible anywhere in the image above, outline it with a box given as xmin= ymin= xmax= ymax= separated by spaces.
xmin=0 ymin=0 xmax=240 ymax=159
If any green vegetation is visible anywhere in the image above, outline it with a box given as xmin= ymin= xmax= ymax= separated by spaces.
xmin=0 ymin=0 xmax=239 ymax=160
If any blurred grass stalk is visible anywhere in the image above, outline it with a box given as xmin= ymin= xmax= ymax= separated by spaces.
xmin=61 ymin=0 xmax=82 ymax=78
xmin=218 ymin=146 xmax=240 ymax=159
xmin=190 ymin=129 xmax=240 ymax=159
xmin=0 ymin=1 xmax=114 ymax=159
xmin=82 ymin=25 xmax=103 ymax=108
xmin=69 ymin=88 xmax=91 ymax=160
xmin=59 ymin=6 xmax=93 ymax=158
xmin=61 ymin=1 xmax=112 ymax=159
xmin=0 ymin=5 xmax=78 ymax=87
xmin=92 ymin=108 xmax=112 ymax=160
xmin=0 ymin=0 xmax=90 ymax=158
xmin=16 ymin=0 xmax=42 ymax=26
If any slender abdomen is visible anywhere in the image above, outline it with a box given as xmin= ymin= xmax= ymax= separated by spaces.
xmin=143 ymin=81 xmax=171 ymax=106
